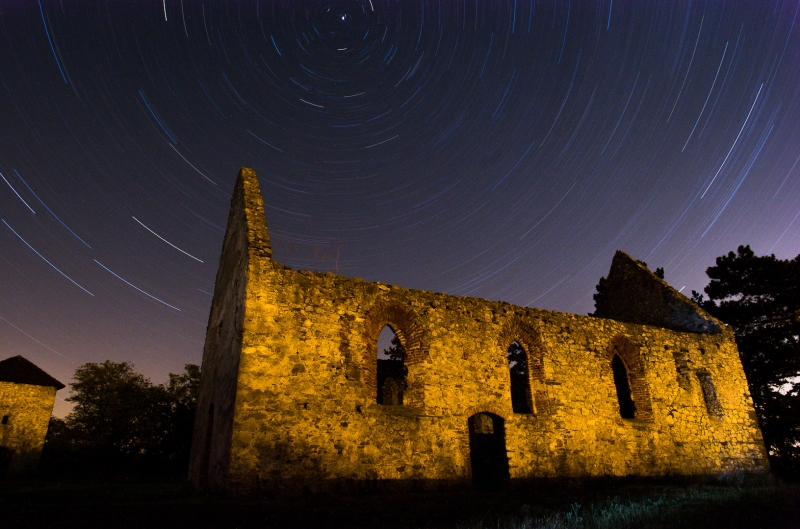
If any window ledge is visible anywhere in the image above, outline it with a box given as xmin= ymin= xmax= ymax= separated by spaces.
xmin=619 ymin=417 xmax=655 ymax=428
xmin=365 ymin=403 xmax=427 ymax=417
xmin=508 ymin=413 xmax=542 ymax=422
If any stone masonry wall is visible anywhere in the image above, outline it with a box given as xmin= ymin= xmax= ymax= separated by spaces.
xmin=189 ymin=168 xmax=269 ymax=489
xmin=192 ymin=168 xmax=770 ymax=492
xmin=227 ymin=268 xmax=768 ymax=490
xmin=0 ymin=382 xmax=57 ymax=475
xmin=593 ymin=251 xmax=722 ymax=334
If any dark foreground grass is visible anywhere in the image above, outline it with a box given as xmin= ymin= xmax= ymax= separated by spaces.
xmin=1 ymin=476 xmax=798 ymax=528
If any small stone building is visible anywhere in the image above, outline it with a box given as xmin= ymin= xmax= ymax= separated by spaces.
xmin=0 ymin=355 xmax=64 ymax=475
xmin=189 ymin=168 xmax=769 ymax=492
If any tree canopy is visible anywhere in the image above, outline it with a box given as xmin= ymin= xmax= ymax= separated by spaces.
xmin=383 ymin=333 xmax=406 ymax=362
xmin=43 ymin=361 xmax=200 ymax=477
xmin=692 ymin=245 xmax=800 ymax=475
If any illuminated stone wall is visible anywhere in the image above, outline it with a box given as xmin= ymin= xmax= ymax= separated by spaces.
xmin=189 ymin=168 xmax=770 ymax=491
xmin=0 ymin=382 xmax=58 ymax=475
xmin=188 ymin=168 xmax=268 ymax=489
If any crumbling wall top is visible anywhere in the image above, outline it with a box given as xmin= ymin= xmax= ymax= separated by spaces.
xmin=592 ymin=250 xmax=722 ymax=334
xmin=236 ymin=167 xmax=271 ymax=260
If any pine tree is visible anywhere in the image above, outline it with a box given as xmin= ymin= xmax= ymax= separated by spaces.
xmin=693 ymin=245 xmax=800 ymax=475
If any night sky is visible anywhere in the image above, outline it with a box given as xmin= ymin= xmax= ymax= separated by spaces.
xmin=1 ymin=1 xmax=799 ymax=415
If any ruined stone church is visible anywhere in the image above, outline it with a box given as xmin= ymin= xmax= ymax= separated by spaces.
xmin=188 ymin=168 xmax=769 ymax=492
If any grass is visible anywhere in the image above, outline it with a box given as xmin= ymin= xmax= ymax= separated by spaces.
xmin=1 ymin=476 xmax=798 ymax=528
xmin=463 ymin=485 xmax=797 ymax=528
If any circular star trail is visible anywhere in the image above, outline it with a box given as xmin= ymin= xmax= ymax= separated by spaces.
xmin=1 ymin=1 xmax=799 ymax=415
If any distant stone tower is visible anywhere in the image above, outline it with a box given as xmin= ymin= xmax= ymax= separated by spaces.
xmin=0 ymin=355 xmax=64 ymax=475
xmin=189 ymin=168 xmax=769 ymax=492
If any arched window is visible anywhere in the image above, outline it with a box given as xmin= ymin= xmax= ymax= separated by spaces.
xmin=611 ymin=355 xmax=636 ymax=418
xmin=376 ymin=326 xmax=407 ymax=405
xmin=506 ymin=341 xmax=533 ymax=413
xmin=363 ymin=301 xmax=427 ymax=408
xmin=607 ymin=336 xmax=654 ymax=420
xmin=498 ymin=319 xmax=551 ymax=415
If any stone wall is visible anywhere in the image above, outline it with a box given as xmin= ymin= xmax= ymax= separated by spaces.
xmin=593 ymin=251 xmax=722 ymax=334
xmin=188 ymin=168 xmax=268 ymax=489
xmin=191 ymin=168 xmax=769 ymax=492
xmin=0 ymin=382 xmax=57 ymax=475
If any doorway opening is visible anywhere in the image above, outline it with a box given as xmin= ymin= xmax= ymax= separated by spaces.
xmin=468 ymin=412 xmax=510 ymax=489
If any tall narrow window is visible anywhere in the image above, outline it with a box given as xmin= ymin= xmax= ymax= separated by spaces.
xmin=506 ymin=342 xmax=532 ymax=413
xmin=611 ymin=355 xmax=637 ymax=418
xmin=697 ymin=371 xmax=723 ymax=419
xmin=672 ymin=350 xmax=691 ymax=389
xmin=377 ymin=326 xmax=407 ymax=405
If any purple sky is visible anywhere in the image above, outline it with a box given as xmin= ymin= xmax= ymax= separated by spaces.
xmin=0 ymin=1 xmax=798 ymax=416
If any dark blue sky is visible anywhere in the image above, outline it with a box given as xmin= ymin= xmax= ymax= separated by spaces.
xmin=1 ymin=1 xmax=798 ymax=415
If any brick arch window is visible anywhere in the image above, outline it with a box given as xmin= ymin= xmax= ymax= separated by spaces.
xmin=465 ymin=405 xmax=509 ymax=420
xmin=498 ymin=318 xmax=550 ymax=415
xmin=606 ymin=336 xmax=654 ymax=420
xmin=611 ymin=354 xmax=636 ymax=418
xmin=376 ymin=325 xmax=407 ymax=405
xmin=363 ymin=301 xmax=429 ymax=407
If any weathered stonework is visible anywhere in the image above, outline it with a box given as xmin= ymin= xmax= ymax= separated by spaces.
xmin=0 ymin=356 xmax=64 ymax=475
xmin=189 ymin=168 xmax=770 ymax=492
xmin=592 ymin=251 xmax=722 ymax=334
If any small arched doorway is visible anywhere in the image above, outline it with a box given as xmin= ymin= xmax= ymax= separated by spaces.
xmin=467 ymin=412 xmax=510 ymax=489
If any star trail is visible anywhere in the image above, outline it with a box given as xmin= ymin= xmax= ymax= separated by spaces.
xmin=0 ymin=1 xmax=798 ymax=415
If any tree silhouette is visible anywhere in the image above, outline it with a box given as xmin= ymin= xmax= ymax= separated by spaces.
xmin=377 ymin=334 xmax=407 ymax=405
xmin=693 ymin=245 xmax=800 ymax=475
xmin=383 ymin=334 xmax=405 ymax=362
xmin=42 ymin=361 xmax=200 ymax=476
